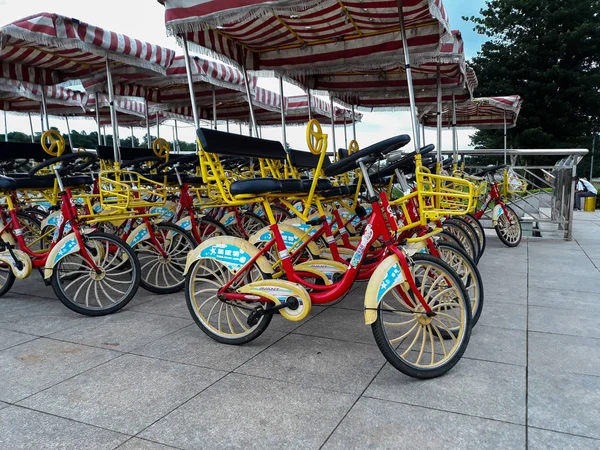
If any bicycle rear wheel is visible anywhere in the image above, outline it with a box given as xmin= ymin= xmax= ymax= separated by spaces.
xmin=442 ymin=220 xmax=478 ymax=262
xmin=495 ymin=205 xmax=522 ymax=247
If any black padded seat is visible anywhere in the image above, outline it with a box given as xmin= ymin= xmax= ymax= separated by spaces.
xmin=230 ymin=178 xmax=283 ymax=196
xmin=321 ymin=186 xmax=354 ymax=198
xmin=475 ymin=164 xmax=506 ymax=177
xmin=0 ymin=175 xmax=17 ymax=190
xmin=288 ymin=149 xmax=332 ymax=170
xmin=182 ymin=175 xmax=204 ymax=186
xmin=13 ymin=176 xmax=93 ymax=190
xmin=0 ymin=142 xmax=72 ymax=162
xmin=301 ymin=179 xmax=333 ymax=191
xmin=280 ymin=179 xmax=304 ymax=192
xmin=197 ymin=128 xmax=288 ymax=160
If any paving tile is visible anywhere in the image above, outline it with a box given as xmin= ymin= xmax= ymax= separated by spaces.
xmin=477 ymin=275 xmax=528 ymax=305
xmin=0 ymin=295 xmax=51 ymax=315
xmin=528 ymin=332 xmax=600 ymax=377
xmin=528 ymin=368 xmax=600 ymax=439
xmin=11 ymin=277 xmax=56 ymax=299
xmin=529 ymin=305 xmax=600 ymax=339
xmin=323 ymin=397 xmax=525 ymax=450
xmin=133 ymin=324 xmax=286 ymax=371
xmin=140 ymin=373 xmax=356 ymax=450
xmin=48 ymin=310 xmax=191 ymax=352
xmin=294 ymin=306 xmax=377 ymax=345
xmin=0 ymin=401 xmax=8 ymax=410
xmin=365 ymin=358 xmax=526 ymax=424
xmin=529 ymin=271 xmax=600 ymax=293
xmin=0 ymin=300 xmax=91 ymax=336
xmin=465 ymin=325 xmax=527 ymax=366
xmin=0 ymin=338 xmax=119 ymax=403
xmin=0 ymin=406 xmax=128 ymax=450
xmin=0 ymin=329 xmax=37 ymax=351
xmin=129 ymin=292 xmax=191 ymax=319
xmin=117 ymin=437 xmax=180 ymax=449
xmin=528 ymin=428 xmax=600 ymax=450
xmin=476 ymin=302 xmax=527 ymax=331
xmin=19 ymin=354 xmax=224 ymax=435
xmin=268 ymin=305 xmax=328 ymax=333
xmin=236 ymin=334 xmax=385 ymax=394
xmin=528 ymin=286 xmax=600 ymax=309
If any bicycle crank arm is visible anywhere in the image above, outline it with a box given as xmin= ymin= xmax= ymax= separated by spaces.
xmin=247 ymin=296 xmax=300 ymax=327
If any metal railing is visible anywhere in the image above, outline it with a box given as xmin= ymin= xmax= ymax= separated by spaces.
xmin=441 ymin=149 xmax=589 ymax=241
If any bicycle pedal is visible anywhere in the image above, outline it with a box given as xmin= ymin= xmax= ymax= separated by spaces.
xmin=238 ymin=280 xmax=311 ymax=322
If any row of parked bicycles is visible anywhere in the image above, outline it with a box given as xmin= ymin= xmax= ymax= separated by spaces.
xmin=0 ymin=121 xmax=522 ymax=379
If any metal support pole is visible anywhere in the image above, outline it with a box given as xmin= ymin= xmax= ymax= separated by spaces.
xmin=3 ymin=110 xmax=7 ymax=142
xmin=145 ymin=98 xmax=151 ymax=149
xmin=422 ymin=121 xmax=426 ymax=147
xmin=351 ymin=105 xmax=356 ymax=141
xmin=105 ymin=58 xmax=121 ymax=164
xmin=307 ymin=91 xmax=313 ymax=121
xmin=226 ymin=119 xmax=230 ymax=133
xmin=396 ymin=0 xmax=421 ymax=152
xmin=590 ymin=134 xmax=595 ymax=181
xmin=343 ymin=116 xmax=348 ymax=149
xmin=95 ymin=93 xmax=102 ymax=146
xmin=28 ymin=112 xmax=34 ymax=142
xmin=212 ymin=85 xmax=217 ymax=130
xmin=239 ymin=123 xmax=243 ymax=135
xmin=330 ymin=95 xmax=337 ymax=151
xmin=452 ymin=93 xmax=458 ymax=162
xmin=174 ymin=120 xmax=180 ymax=153
xmin=503 ymin=110 xmax=507 ymax=165
xmin=242 ymin=65 xmax=258 ymax=136
xmin=279 ymin=77 xmax=287 ymax=150
xmin=40 ymin=87 xmax=50 ymax=132
xmin=181 ymin=36 xmax=200 ymax=130
xmin=102 ymin=126 xmax=107 ymax=146
xmin=156 ymin=113 xmax=160 ymax=139
xmin=436 ymin=64 xmax=442 ymax=161
xmin=65 ymin=116 xmax=74 ymax=150
xmin=131 ymin=127 xmax=135 ymax=148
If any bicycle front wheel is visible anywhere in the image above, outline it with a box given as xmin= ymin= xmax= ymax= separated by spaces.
xmin=51 ymin=232 xmax=141 ymax=316
xmin=371 ymin=253 xmax=472 ymax=379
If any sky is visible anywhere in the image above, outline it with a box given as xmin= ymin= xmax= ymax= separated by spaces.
xmin=0 ymin=0 xmax=489 ymax=150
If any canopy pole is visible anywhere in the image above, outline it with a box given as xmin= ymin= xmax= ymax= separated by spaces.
xmin=351 ymin=105 xmax=357 ymax=141
xmin=212 ymin=85 xmax=217 ymax=130
xmin=436 ymin=64 xmax=442 ymax=162
xmin=239 ymin=123 xmax=242 ymax=135
xmin=94 ymin=93 xmax=102 ymax=146
xmin=156 ymin=113 xmax=160 ymax=139
xmin=590 ymin=134 xmax=596 ymax=181
xmin=503 ymin=110 xmax=507 ymax=165
xmin=307 ymin=91 xmax=313 ymax=121
xmin=181 ymin=36 xmax=200 ymax=130
xmin=102 ymin=126 xmax=107 ymax=146
xmin=174 ymin=120 xmax=180 ymax=153
xmin=40 ymin=87 xmax=49 ymax=132
xmin=396 ymin=0 xmax=420 ymax=152
xmin=452 ymin=93 xmax=458 ymax=162
xmin=27 ymin=112 xmax=34 ymax=142
xmin=226 ymin=119 xmax=230 ymax=133
xmin=144 ymin=98 xmax=151 ymax=149
xmin=330 ymin=95 xmax=337 ymax=152
xmin=65 ymin=116 xmax=74 ymax=150
xmin=3 ymin=111 xmax=7 ymax=142
xmin=105 ymin=58 xmax=121 ymax=165
xmin=130 ymin=126 xmax=135 ymax=148
xmin=279 ymin=76 xmax=287 ymax=150
xmin=343 ymin=116 xmax=348 ymax=149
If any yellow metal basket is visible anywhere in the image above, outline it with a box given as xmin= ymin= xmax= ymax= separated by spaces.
xmin=503 ymin=169 xmax=528 ymax=195
xmin=98 ymin=169 xmax=167 ymax=212
xmin=416 ymin=166 xmax=476 ymax=219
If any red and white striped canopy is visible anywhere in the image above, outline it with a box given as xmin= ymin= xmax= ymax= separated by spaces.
xmin=160 ymin=0 xmax=450 ymax=75
xmin=293 ymin=31 xmax=477 ymax=110
xmin=420 ymin=95 xmax=523 ymax=129
xmin=0 ymin=13 xmax=176 ymax=85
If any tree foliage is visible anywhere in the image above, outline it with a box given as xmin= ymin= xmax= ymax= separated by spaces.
xmin=466 ymin=0 xmax=600 ymax=175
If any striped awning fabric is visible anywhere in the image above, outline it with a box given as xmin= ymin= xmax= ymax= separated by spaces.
xmin=159 ymin=0 xmax=450 ymax=75
xmin=420 ymin=95 xmax=523 ymax=129
xmin=0 ymin=13 xmax=176 ymax=86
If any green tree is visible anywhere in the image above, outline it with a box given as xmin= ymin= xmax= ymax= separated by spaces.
xmin=466 ymin=0 xmax=600 ymax=174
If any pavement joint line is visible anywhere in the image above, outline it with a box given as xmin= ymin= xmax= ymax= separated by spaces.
xmin=525 ymin=240 xmax=530 ymax=449
xmin=527 ymin=329 xmax=600 ymax=342
xmin=11 ymin=352 xmax=127 ymax=406
xmin=0 ymin=335 xmax=41 ymax=353
xmin=289 ymin=330 xmax=379 ymax=347
xmin=461 ymin=355 xmax=526 ymax=368
xmin=318 ymin=361 xmax=388 ymax=449
xmin=114 ymin=437 xmax=184 ymax=450
xmin=10 ymin=394 xmax=134 ymax=438
xmin=526 ymin=425 xmax=600 ymax=442
xmin=359 ymin=394 xmax=528 ymax=428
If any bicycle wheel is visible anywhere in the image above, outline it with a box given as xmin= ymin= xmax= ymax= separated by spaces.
xmin=0 ymin=264 xmax=15 ymax=298
xmin=227 ymin=211 xmax=268 ymax=239
xmin=495 ymin=205 xmax=522 ymax=247
xmin=16 ymin=211 xmax=48 ymax=252
xmin=436 ymin=230 xmax=462 ymax=249
xmin=131 ymin=222 xmax=197 ymax=294
xmin=371 ymin=253 xmax=472 ymax=379
xmin=436 ymin=241 xmax=484 ymax=327
xmin=186 ymin=257 xmax=272 ymax=345
xmin=446 ymin=218 xmax=480 ymax=263
xmin=196 ymin=215 xmax=229 ymax=242
xmin=464 ymin=214 xmax=487 ymax=256
xmin=442 ymin=221 xmax=477 ymax=262
xmin=51 ymin=232 xmax=140 ymax=316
